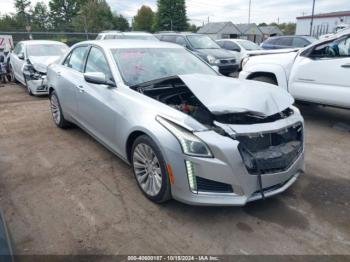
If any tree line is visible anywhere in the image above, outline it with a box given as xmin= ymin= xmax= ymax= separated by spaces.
xmin=0 ymin=0 xmax=197 ymax=33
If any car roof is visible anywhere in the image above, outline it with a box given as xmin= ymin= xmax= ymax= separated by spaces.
xmin=76 ymin=39 xmax=183 ymax=49
xmin=157 ymin=32 xmax=202 ymax=36
xmin=20 ymin=40 xmax=67 ymax=46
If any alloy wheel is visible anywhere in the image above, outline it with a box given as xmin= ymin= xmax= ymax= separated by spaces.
xmin=133 ymin=143 xmax=163 ymax=197
xmin=50 ymin=94 xmax=61 ymax=125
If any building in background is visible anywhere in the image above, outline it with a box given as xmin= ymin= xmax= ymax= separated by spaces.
xmin=235 ymin=23 xmax=263 ymax=43
xmin=198 ymin=22 xmax=265 ymax=43
xmin=197 ymin=22 xmax=241 ymax=40
xmin=259 ymin=26 xmax=283 ymax=40
xmin=296 ymin=10 xmax=350 ymax=37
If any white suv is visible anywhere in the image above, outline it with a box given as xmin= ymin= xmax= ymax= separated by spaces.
xmin=240 ymin=29 xmax=350 ymax=109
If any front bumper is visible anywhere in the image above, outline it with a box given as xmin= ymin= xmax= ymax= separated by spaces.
xmin=218 ymin=64 xmax=239 ymax=76
xmin=27 ymin=76 xmax=48 ymax=95
xmin=163 ymin=113 xmax=305 ymax=206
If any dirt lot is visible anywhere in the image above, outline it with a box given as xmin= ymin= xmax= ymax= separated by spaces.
xmin=0 ymin=83 xmax=349 ymax=255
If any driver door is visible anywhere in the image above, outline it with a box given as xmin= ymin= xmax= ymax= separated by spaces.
xmin=289 ymin=35 xmax=350 ymax=108
xmin=76 ymin=46 xmax=118 ymax=151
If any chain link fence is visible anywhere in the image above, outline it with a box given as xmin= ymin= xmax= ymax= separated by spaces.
xmin=0 ymin=31 xmax=98 ymax=46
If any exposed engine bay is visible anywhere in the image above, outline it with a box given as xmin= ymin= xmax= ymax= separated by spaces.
xmin=133 ymin=76 xmax=303 ymax=183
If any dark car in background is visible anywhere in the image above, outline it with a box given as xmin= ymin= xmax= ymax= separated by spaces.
xmin=156 ymin=33 xmax=238 ymax=75
xmin=261 ymin=35 xmax=317 ymax=49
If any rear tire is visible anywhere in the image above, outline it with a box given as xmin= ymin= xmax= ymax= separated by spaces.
xmin=251 ymin=76 xmax=277 ymax=85
xmin=131 ymin=135 xmax=171 ymax=203
xmin=50 ymin=90 xmax=71 ymax=129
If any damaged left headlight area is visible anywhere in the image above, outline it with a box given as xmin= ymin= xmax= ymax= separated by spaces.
xmin=22 ymin=63 xmax=48 ymax=94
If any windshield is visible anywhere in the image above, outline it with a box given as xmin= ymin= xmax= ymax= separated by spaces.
xmin=187 ymin=35 xmax=220 ymax=49
xmin=304 ymin=36 xmax=317 ymax=43
xmin=27 ymin=44 xmax=68 ymax=57
xmin=112 ymin=48 xmax=217 ymax=86
xmin=122 ymin=35 xmax=159 ymax=41
xmin=239 ymin=40 xmax=262 ymax=50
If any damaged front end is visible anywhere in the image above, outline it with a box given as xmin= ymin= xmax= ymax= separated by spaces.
xmin=23 ymin=61 xmax=48 ymax=95
xmin=132 ymin=74 xmax=304 ymax=202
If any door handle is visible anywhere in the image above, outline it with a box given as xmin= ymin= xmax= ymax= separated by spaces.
xmin=76 ymin=85 xmax=85 ymax=93
xmin=341 ymin=64 xmax=350 ymax=68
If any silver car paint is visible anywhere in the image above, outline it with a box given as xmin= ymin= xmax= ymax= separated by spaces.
xmin=47 ymin=40 xmax=305 ymax=206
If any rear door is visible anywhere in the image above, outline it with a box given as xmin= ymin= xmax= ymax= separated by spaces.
xmin=289 ymin=35 xmax=350 ymax=108
xmin=57 ymin=46 xmax=89 ymax=120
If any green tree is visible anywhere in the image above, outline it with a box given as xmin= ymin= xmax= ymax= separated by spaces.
xmin=112 ymin=14 xmax=129 ymax=31
xmin=0 ymin=15 xmax=20 ymax=31
xmin=133 ymin=5 xmax=154 ymax=32
xmin=49 ymin=0 xmax=81 ymax=31
xmin=14 ymin=0 xmax=31 ymax=29
xmin=187 ymin=23 xmax=198 ymax=32
xmin=154 ymin=0 xmax=188 ymax=31
xmin=31 ymin=1 xmax=50 ymax=31
xmin=73 ymin=0 xmax=114 ymax=33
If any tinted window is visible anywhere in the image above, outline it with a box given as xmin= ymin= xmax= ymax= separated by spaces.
xmin=276 ymin=37 xmax=293 ymax=46
xmin=224 ymin=41 xmax=241 ymax=51
xmin=265 ymin=38 xmax=278 ymax=45
xmin=216 ymin=41 xmax=225 ymax=48
xmin=175 ymin=36 xmax=187 ymax=46
xmin=14 ymin=43 xmax=22 ymax=54
xmin=85 ymin=47 xmax=113 ymax=81
xmin=292 ymin=37 xmax=309 ymax=48
xmin=161 ymin=35 xmax=177 ymax=43
xmin=66 ymin=46 xmax=89 ymax=72
xmin=311 ymin=36 xmax=350 ymax=58
xmin=187 ymin=35 xmax=220 ymax=49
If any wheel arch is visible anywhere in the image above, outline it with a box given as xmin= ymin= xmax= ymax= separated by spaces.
xmin=125 ymin=130 xmax=148 ymax=163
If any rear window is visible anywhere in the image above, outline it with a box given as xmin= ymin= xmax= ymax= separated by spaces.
xmin=276 ymin=37 xmax=293 ymax=46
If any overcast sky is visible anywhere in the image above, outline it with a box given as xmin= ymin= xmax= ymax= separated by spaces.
xmin=1 ymin=0 xmax=349 ymax=25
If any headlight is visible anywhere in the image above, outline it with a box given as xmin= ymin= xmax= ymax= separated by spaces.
xmin=156 ymin=116 xmax=213 ymax=158
xmin=241 ymin=57 xmax=249 ymax=69
xmin=206 ymin=55 xmax=217 ymax=64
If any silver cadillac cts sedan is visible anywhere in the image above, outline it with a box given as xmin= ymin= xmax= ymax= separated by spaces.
xmin=47 ymin=40 xmax=305 ymax=206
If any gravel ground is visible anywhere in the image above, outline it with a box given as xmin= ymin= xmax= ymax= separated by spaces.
xmin=0 ymin=83 xmax=349 ymax=255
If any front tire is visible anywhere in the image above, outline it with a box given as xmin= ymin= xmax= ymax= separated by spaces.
xmin=251 ymin=76 xmax=277 ymax=85
xmin=131 ymin=135 xmax=171 ymax=203
xmin=50 ymin=90 xmax=71 ymax=129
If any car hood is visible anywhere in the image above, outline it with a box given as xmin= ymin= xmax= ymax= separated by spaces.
xmin=28 ymin=56 xmax=62 ymax=73
xmin=195 ymin=48 xmax=235 ymax=59
xmin=179 ymin=74 xmax=294 ymax=116
xmin=246 ymin=51 xmax=298 ymax=68
xmin=246 ymin=48 xmax=298 ymax=56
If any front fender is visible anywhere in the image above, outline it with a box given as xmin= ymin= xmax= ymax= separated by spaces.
xmin=239 ymin=63 xmax=289 ymax=91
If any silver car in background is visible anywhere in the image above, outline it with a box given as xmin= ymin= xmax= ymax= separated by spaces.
xmin=10 ymin=40 xmax=69 ymax=96
xmin=47 ymin=40 xmax=305 ymax=206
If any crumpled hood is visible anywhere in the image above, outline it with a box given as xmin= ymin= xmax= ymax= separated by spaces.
xmin=195 ymin=48 xmax=236 ymax=59
xmin=179 ymin=74 xmax=294 ymax=116
xmin=28 ymin=56 xmax=62 ymax=73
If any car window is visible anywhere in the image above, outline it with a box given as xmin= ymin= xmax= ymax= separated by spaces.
xmin=96 ymin=35 xmax=103 ymax=40
xmin=104 ymin=35 xmax=117 ymax=40
xmin=276 ymin=37 xmax=293 ymax=46
xmin=65 ymin=46 xmax=89 ymax=72
xmin=292 ymin=37 xmax=309 ymax=48
xmin=14 ymin=43 xmax=22 ymax=54
xmin=216 ymin=41 xmax=225 ymax=48
xmin=161 ymin=35 xmax=177 ymax=43
xmin=85 ymin=47 xmax=113 ymax=81
xmin=175 ymin=36 xmax=187 ymax=46
xmin=265 ymin=38 xmax=278 ymax=45
xmin=187 ymin=35 xmax=220 ymax=49
xmin=224 ymin=41 xmax=241 ymax=51
xmin=312 ymin=36 xmax=350 ymax=58
xmin=112 ymin=48 xmax=217 ymax=86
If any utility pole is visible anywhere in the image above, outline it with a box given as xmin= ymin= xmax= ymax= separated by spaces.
xmin=248 ymin=0 xmax=252 ymax=24
xmin=310 ymin=0 xmax=316 ymax=36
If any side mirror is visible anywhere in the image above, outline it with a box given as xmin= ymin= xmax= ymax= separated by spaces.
xmin=18 ymin=53 xmax=25 ymax=60
xmin=84 ymin=72 xmax=116 ymax=87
